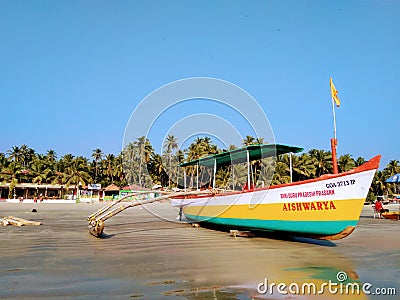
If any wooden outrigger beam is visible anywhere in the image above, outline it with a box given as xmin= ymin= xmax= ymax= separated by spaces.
xmin=87 ymin=190 xmax=172 ymax=222
xmin=87 ymin=189 xmax=214 ymax=238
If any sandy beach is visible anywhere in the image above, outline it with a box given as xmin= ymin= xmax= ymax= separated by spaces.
xmin=0 ymin=202 xmax=399 ymax=299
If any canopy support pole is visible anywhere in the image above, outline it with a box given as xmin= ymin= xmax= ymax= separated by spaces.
xmin=232 ymin=166 xmax=234 ymax=190
xmin=184 ymin=169 xmax=186 ymax=191
xmin=213 ymin=159 xmax=216 ymax=189
xmin=247 ymin=150 xmax=251 ymax=190
xmin=196 ymin=163 xmax=199 ymax=190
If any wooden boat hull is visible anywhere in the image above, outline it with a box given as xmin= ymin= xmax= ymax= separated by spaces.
xmin=381 ymin=212 xmax=400 ymax=220
xmin=172 ymin=156 xmax=380 ymax=239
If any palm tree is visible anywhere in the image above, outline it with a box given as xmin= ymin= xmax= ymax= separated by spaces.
xmin=256 ymin=158 xmax=277 ymax=187
xmin=285 ymin=153 xmax=316 ymax=181
xmin=354 ymin=157 xmax=366 ymax=167
xmin=271 ymin=159 xmax=291 ymax=185
xmin=174 ymin=149 xmax=185 ymax=187
xmin=30 ymin=157 xmax=54 ymax=185
xmin=92 ymin=148 xmax=103 ymax=182
xmin=385 ymin=160 xmax=400 ymax=176
xmin=113 ymin=153 xmax=125 ymax=185
xmin=0 ymin=153 xmax=9 ymax=170
xmin=1 ymin=162 xmax=22 ymax=198
xmin=231 ymin=164 xmax=248 ymax=190
xmin=164 ymin=135 xmax=178 ymax=154
xmin=216 ymin=167 xmax=231 ymax=190
xmin=370 ymin=171 xmax=386 ymax=197
xmin=149 ymin=153 xmax=168 ymax=186
xmin=139 ymin=137 xmax=154 ymax=187
xmin=241 ymin=136 xmax=266 ymax=183
xmin=242 ymin=135 xmax=255 ymax=146
xmin=382 ymin=160 xmax=400 ymax=195
xmin=188 ymin=137 xmax=218 ymax=159
xmin=19 ymin=144 xmax=35 ymax=168
xmin=228 ymin=144 xmax=237 ymax=151
xmin=122 ymin=142 xmax=136 ymax=185
xmin=187 ymin=137 xmax=220 ymax=188
xmin=255 ymin=137 xmax=265 ymax=144
xmin=102 ymin=154 xmax=115 ymax=183
xmin=46 ymin=149 xmax=57 ymax=163
xmin=338 ymin=154 xmax=355 ymax=173
xmin=62 ymin=156 xmax=92 ymax=190
xmin=308 ymin=149 xmax=332 ymax=177
xmin=57 ymin=154 xmax=73 ymax=172
xmin=182 ymin=137 xmax=218 ymax=188
xmin=163 ymin=135 xmax=178 ymax=188
xmin=123 ymin=137 xmax=154 ymax=187
xmin=7 ymin=146 xmax=23 ymax=164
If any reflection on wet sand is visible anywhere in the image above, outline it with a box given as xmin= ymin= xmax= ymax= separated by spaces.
xmin=0 ymin=202 xmax=398 ymax=299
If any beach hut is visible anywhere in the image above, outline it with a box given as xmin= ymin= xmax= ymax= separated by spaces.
xmin=0 ymin=183 xmax=74 ymax=200
xmin=103 ymin=184 xmax=121 ymax=201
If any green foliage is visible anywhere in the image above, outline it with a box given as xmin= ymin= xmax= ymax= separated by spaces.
xmin=366 ymin=191 xmax=375 ymax=203
xmin=0 ymin=138 xmax=397 ymax=196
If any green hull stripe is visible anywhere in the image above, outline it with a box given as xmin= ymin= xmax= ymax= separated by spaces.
xmin=184 ymin=214 xmax=358 ymax=235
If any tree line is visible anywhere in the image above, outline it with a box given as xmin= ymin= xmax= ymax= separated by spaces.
xmin=0 ymin=136 xmax=399 ymax=200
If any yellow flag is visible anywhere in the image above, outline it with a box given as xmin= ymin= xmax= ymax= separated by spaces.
xmin=330 ymin=77 xmax=340 ymax=107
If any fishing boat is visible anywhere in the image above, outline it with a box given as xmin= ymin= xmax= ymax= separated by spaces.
xmin=87 ymin=144 xmax=380 ymax=240
xmin=171 ymin=144 xmax=380 ymax=240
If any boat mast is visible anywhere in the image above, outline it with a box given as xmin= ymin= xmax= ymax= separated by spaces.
xmin=330 ymin=77 xmax=340 ymax=174
xmin=330 ymin=97 xmax=338 ymax=174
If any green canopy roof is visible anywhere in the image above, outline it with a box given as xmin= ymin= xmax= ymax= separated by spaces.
xmin=179 ymin=144 xmax=303 ymax=168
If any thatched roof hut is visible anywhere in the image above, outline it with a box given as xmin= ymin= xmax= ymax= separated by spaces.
xmin=103 ymin=184 xmax=120 ymax=198
xmin=104 ymin=183 xmax=120 ymax=192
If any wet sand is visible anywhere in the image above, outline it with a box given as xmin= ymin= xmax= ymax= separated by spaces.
xmin=0 ymin=202 xmax=399 ymax=299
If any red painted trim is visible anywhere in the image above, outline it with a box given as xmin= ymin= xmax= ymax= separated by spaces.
xmin=174 ymin=155 xmax=381 ymax=199
xmin=331 ymin=138 xmax=338 ymax=174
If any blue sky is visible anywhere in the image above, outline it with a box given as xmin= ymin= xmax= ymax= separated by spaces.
xmin=0 ymin=0 xmax=399 ymax=168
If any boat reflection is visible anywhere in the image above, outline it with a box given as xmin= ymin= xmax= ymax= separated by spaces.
xmin=161 ymin=265 xmax=368 ymax=299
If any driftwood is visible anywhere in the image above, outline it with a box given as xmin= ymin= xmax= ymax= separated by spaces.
xmin=0 ymin=217 xmax=9 ymax=226
xmin=0 ymin=216 xmax=42 ymax=227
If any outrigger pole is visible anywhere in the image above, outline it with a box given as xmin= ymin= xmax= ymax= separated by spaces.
xmin=330 ymin=77 xmax=340 ymax=174
xmin=87 ymin=189 xmax=214 ymax=237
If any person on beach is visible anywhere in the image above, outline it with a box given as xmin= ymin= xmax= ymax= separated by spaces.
xmin=374 ymin=198 xmax=389 ymax=214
